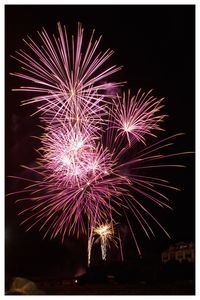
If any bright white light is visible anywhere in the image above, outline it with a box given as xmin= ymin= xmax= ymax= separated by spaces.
xmin=94 ymin=224 xmax=112 ymax=237
xmin=70 ymin=89 xmax=75 ymax=96
xmin=89 ymin=161 xmax=98 ymax=171
xmin=71 ymin=139 xmax=84 ymax=151
xmin=123 ymin=121 xmax=135 ymax=133
xmin=62 ymin=156 xmax=71 ymax=166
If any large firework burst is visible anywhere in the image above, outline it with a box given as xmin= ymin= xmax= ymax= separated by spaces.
xmin=10 ymin=23 xmax=122 ymax=120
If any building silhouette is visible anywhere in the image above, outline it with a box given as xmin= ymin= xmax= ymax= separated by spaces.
xmin=161 ymin=242 xmax=194 ymax=264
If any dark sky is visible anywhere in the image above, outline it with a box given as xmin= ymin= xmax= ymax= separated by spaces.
xmin=5 ymin=4 xmax=195 ymax=279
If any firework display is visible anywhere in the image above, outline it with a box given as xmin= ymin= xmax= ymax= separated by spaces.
xmin=9 ymin=23 xmax=190 ymax=264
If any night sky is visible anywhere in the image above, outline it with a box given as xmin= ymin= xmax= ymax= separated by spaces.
xmin=5 ymin=5 xmax=195 ymax=280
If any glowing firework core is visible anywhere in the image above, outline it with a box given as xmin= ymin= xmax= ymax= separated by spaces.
xmin=123 ymin=121 xmax=136 ymax=133
xmin=94 ymin=224 xmax=113 ymax=238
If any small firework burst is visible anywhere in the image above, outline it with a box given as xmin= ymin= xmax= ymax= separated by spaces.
xmin=111 ymin=89 xmax=167 ymax=146
xmin=93 ymin=222 xmax=117 ymax=261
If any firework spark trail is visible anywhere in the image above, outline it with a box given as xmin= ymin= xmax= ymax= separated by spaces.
xmin=38 ymin=90 xmax=108 ymax=135
xmin=8 ymin=22 xmax=192 ymax=262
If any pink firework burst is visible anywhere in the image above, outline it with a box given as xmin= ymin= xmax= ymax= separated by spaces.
xmin=39 ymin=125 xmax=96 ymax=187
xmin=111 ymin=89 xmax=166 ymax=146
xmin=38 ymin=124 xmax=114 ymax=188
xmin=10 ymin=23 xmax=122 ymax=118
xmin=9 ymin=129 xmax=190 ymax=256
xmin=9 ymin=152 xmax=127 ymax=242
